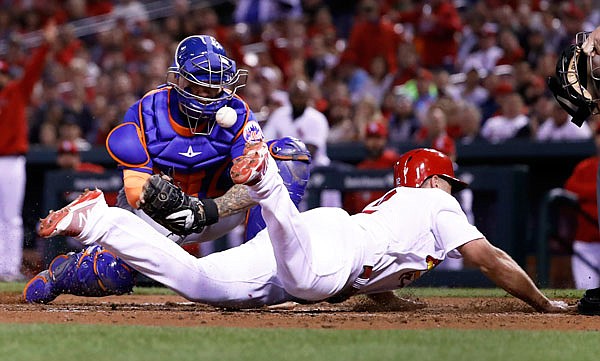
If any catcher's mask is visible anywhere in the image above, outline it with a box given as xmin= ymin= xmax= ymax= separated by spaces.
xmin=547 ymin=32 xmax=600 ymax=126
xmin=394 ymin=148 xmax=467 ymax=192
xmin=166 ymin=35 xmax=248 ymax=135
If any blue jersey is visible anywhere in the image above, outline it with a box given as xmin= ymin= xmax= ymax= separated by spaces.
xmin=106 ymin=86 xmax=264 ymax=198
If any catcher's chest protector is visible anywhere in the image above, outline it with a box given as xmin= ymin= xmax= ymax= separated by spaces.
xmin=135 ymin=89 xmax=250 ymax=196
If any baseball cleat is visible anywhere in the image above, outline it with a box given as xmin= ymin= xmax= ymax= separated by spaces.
xmin=230 ymin=142 xmax=269 ymax=185
xmin=38 ymin=188 xmax=106 ymax=238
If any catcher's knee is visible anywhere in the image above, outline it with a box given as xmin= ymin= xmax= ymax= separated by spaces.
xmin=93 ymin=248 xmax=135 ymax=294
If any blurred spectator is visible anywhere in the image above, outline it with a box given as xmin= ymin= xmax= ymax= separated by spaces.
xmin=433 ymin=69 xmax=461 ymax=100
xmin=352 ymin=95 xmax=386 ymax=141
xmin=479 ymin=75 xmax=511 ymax=124
xmin=523 ymin=27 xmax=549 ymax=69
xmin=304 ymin=33 xmax=339 ymax=85
xmin=435 ymin=96 xmax=463 ymax=139
xmin=326 ymin=95 xmax=357 ymax=143
xmin=256 ymin=65 xmax=289 ymax=111
xmin=391 ymin=42 xmax=420 ymax=86
xmin=395 ymin=0 xmax=463 ymax=70
xmin=56 ymin=139 xmax=104 ymax=174
xmin=414 ymin=104 xmax=456 ymax=160
xmin=481 ymin=92 xmax=530 ymax=143
xmin=111 ymin=0 xmax=149 ymax=32
xmin=480 ymin=92 xmax=531 ymax=143
xmin=240 ymin=82 xmax=270 ymax=126
xmin=354 ymin=55 xmax=394 ymax=105
xmin=339 ymin=0 xmax=402 ymax=75
xmin=461 ymin=22 xmax=503 ymax=74
xmin=455 ymin=7 xmax=486 ymax=71
xmin=385 ymin=89 xmax=420 ymax=144
xmin=564 ymin=128 xmax=600 ymax=289
xmin=57 ymin=116 xmax=91 ymax=151
xmin=263 ymin=77 xmax=330 ymax=166
xmin=342 ymin=121 xmax=400 ymax=215
xmin=536 ymin=103 xmax=593 ymax=142
xmin=333 ymin=60 xmax=370 ymax=105
xmin=234 ymin=0 xmax=303 ymax=30
xmin=458 ymin=102 xmax=487 ymax=145
xmin=0 ymin=21 xmax=57 ymax=282
xmin=496 ymin=29 xmax=525 ymax=66
xmin=399 ymin=67 xmax=438 ymax=123
xmin=457 ymin=66 xmax=489 ymax=108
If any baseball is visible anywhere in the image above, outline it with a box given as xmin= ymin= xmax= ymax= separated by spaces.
xmin=216 ymin=106 xmax=237 ymax=128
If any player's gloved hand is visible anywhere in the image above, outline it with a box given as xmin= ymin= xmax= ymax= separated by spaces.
xmin=138 ymin=174 xmax=219 ymax=236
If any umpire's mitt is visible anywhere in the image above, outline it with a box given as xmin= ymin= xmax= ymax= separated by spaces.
xmin=578 ymin=287 xmax=600 ymax=315
xmin=138 ymin=174 xmax=219 ymax=236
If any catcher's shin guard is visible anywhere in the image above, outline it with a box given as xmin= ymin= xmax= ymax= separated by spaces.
xmin=23 ymin=245 xmax=135 ymax=303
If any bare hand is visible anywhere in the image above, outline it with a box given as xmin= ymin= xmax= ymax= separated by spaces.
xmin=544 ymin=300 xmax=576 ymax=313
xmin=582 ymin=27 xmax=600 ymax=56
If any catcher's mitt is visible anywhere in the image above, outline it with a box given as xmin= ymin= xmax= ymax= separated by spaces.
xmin=139 ymin=174 xmax=218 ymax=236
xmin=578 ymin=287 xmax=600 ymax=315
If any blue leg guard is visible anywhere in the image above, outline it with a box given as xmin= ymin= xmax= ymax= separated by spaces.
xmin=23 ymin=245 xmax=136 ymax=303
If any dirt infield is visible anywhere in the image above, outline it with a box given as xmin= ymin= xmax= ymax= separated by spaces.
xmin=1 ymin=292 xmax=599 ymax=330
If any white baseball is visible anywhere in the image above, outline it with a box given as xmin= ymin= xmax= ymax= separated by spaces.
xmin=215 ymin=106 xmax=237 ymax=128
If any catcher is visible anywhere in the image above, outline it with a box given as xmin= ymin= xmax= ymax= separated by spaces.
xmin=548 ymin=27 xmax=600 ymax=315
xmin=23 ymin=33 xmax=309 ymax=303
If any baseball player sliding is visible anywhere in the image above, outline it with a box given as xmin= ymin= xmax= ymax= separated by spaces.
xmin=34 ymin=145 xmax=571 ymax=312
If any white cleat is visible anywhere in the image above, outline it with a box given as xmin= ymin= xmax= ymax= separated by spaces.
xmin=38 ymin=189 xmax=106 ymax=238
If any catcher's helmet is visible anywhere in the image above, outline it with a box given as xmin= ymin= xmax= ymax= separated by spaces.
xmin=267 ymin=137 xmax=312 ymax=206
xmin=394 ymin=148 xmax=467 ymax=191
xmin=166 ymin=35 xmax=248 ymax=135
xmin=547 ymin=32 xmax=600 ymax=126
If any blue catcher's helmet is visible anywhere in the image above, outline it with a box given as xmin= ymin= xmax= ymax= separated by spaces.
xmin=167 ymin=35 xmax=248 ymax=135
xmin=267 ymin=137 xmax=312 ymax=206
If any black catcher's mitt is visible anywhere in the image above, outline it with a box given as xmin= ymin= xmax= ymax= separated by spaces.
xmin=578 ymin=287 xmax=600 ymax=315
xmin=139 ymin=174 xmax=218 ymax=236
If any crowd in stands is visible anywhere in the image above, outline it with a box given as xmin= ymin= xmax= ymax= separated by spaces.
xmin=1 ymin=0 xmax=598 ymax=157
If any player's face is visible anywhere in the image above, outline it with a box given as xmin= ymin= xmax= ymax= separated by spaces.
xmin=185 ymin=82 xmax=221 ymax=99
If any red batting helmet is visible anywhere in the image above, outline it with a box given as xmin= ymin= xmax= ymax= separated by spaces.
xmin=394 ymin=148 xmax=467 ymax=191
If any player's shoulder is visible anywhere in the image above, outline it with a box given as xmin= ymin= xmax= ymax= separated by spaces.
xmin=230 ymin=94 xmax=251 ymax=112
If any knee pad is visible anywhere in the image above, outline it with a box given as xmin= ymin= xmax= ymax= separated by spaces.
xmin=94 ymin=248 xmax=135 ymax=295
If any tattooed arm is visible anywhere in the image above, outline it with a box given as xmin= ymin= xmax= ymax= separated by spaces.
xmin=214 ymin=184 xmax=257 ymax=218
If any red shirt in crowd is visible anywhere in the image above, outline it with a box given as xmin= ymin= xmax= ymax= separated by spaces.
xmin=564 ymin=156 xmax=600 ymax=243
xmin=340 ymin=17 xmax=402 ymax=74
xmin=397 ymin=0 xmax=462 ymax=69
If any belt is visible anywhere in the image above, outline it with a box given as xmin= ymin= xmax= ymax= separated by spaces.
xmin=327 ymin=265 xmax=373 ymax=304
